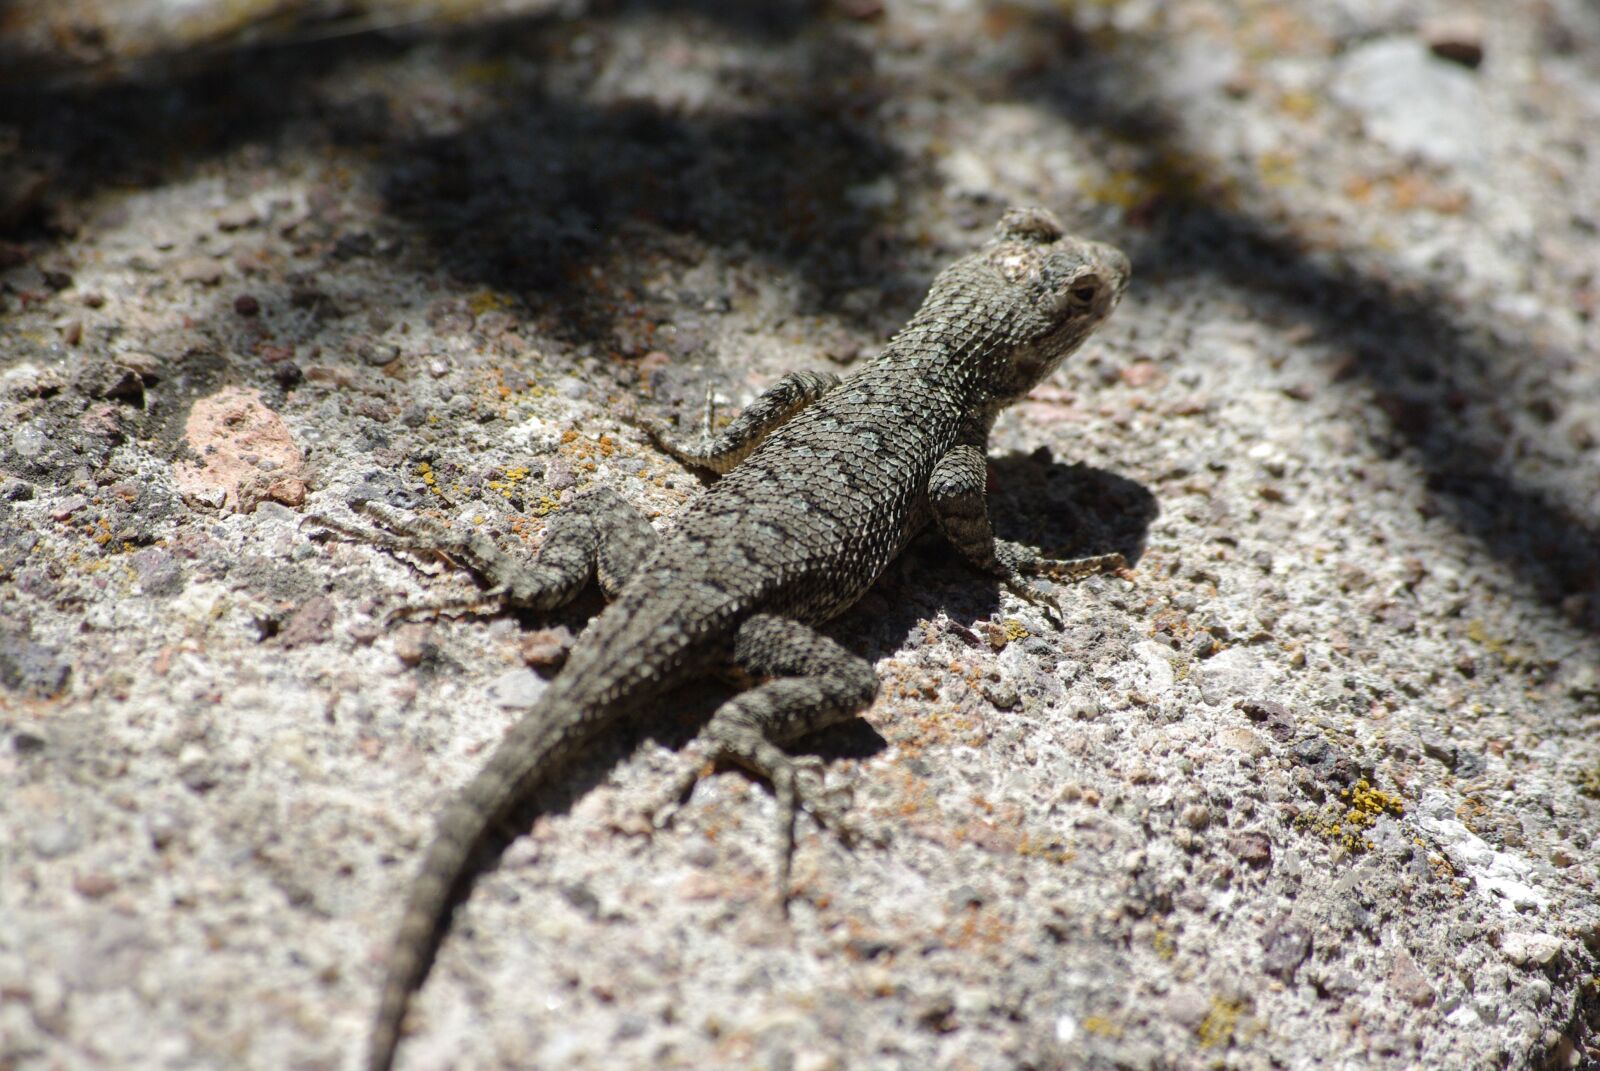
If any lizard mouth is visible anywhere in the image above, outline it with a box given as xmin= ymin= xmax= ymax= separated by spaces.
xmin=1085 ymin=241 xmax=1132 ymax=303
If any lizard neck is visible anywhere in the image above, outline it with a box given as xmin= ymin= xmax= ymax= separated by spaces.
xmin=872 ymin=316 xmax=1001 ymax=408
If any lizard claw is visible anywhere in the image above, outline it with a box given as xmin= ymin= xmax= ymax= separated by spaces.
xmin=642 ymin=745 xmax=716 ymax=832
xmin=1003 ymin=574 xmax=1067 ymax=628
xmin=614 ymin=402 xmax=676 ymax=450
xmin=1001 ymin=549 xmax=1127 ymax=627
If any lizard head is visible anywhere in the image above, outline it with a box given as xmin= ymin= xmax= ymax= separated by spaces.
xmin=971 ymin=206 xmax=1130 ymax=401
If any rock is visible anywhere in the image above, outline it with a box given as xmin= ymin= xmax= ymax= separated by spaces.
xmin=12 ymin=425 xmax=51 ymax=459
xmin=359 ymin=340 xmax=400 ymax=366
xmin=12 ymin=729 xmax=47 ymax=754
xmin=545 ymin=458 xmax=577 ymax=491
xmin=278 ymin=595 xmax=336 ymax=648
xmin=1218 ymin=726 xmax=1268 ymax=759
xmin=173 ymin=387 xmax=307 ymax=513
xmin=1330 ymin=38 xmax=1484 ymax=166
xmin=393 ymin=624 xmax=438 ymax=668
xmin=486 ymin=668 xmax=549 ymax=709
xmin=1166 ymin=987 xmax=1210 ymax=1030
xmin=1501 ymin=933 xmax=1562 ymax=968
xmin=73 ymin=872 xmax=118 ymax=899
xmin=0 ymin=631 xmax=70 ymax=698
xmin=130 ymin=546 xmax=184 ymax=596
xmin=1424 ymin=15 xmax=1485 ymax=69
xmin=113 ymin=351 xmax=162 ymax=378
xmin=1191 ymin=647 xmax=1270 ymax=705
xmin=31 ymin=818 xmax=80 ymax=858
xmin=0 ymin=161 xmax=52 ymax=229
xmin=177 ymin=257 xmax=224 ymax=286
xmin=267 ymin=477 xmax=307 ymax=507
xmin=520 ymin=627 xmax=574 ymax=668
xmin=1229 ymin=831 xmax=1273 ymax=867
xmin=216 ymin=201 xmax=261 ymax=231
xmin=1261 ymin=918 xmax=1312 ymax=979
xmin=1389 ymin=948 xmax=1436 ymax=1007
xmin=1421 ymin=732 xmax=1456 ymax=766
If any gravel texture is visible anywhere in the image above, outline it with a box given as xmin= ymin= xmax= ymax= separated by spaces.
xmin=2 ymin=2 xmax=1598 ymax=1070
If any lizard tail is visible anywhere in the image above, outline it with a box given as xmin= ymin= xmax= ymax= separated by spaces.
xmin=366 ymin=697 xmax=592 ymax=1071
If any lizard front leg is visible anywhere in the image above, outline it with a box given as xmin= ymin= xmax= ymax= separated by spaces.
xmin=654 ymin=613 xmax=878 ymax=905
xmin=928 ymin=443 xmax=1125 ymax=615
xmin=632 ymin=370 xmax=840 ymax=474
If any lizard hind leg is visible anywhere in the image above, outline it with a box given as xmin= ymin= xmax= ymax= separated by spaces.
xmin=315 ymin=488 xmax=658 ymax=617
xmin=653 ymin=613 xmax=879 ymax=908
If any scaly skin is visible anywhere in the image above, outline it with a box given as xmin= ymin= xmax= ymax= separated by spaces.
xmin=352 ymin=207 xmax=1130 ymax=1071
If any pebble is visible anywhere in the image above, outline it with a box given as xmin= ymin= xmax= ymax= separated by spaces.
xmin=216 ymin=202 xmax=261 ymax=231
xmin=1424 ymin=15 xmax=1486 ymax=68
xmin=113 ymin=351 xmax=161 ymax=378
xmin=146 ymin=806 xmax=190 ymax=849
xmin=12 ymin=729 xmax=47 ymax=754
xmin=359 ymin=340 xmax=400 ymax=366
xmin=177 ymin=257 xmax=224 ymax=286
xmin=1229 ymin=831 xmax=1273 ymax=866
xmin=12 ymin=425 xmax=50 ymax=459
xmin=130 ymin=546 xmax=184 ymax=596
xmin=982 ymin=679 xmax=1019 ymax=710
xmin=1389 ymin=948 xmax=1436 ymax=1007
xmin=1500 ymin=932 xmax=1562 ymax=968
xmin=1261 ymin=918 xmax=1312 ymax=978
xmin=278 ymin=596 xmax=336 ymax=648
xmin=520 ymin=627 xmax=574 ymax=668
xmin=545 ymin=458 xmax=577 ymax=491
xmin=486 ymin=668 xmax=550 ymax=709
xmin=1217 ymin=726 xmax=1268 ymax=759
xmin=267 ymin=477 xmax=307 ymax=506
xmin=1165 ymin=987 xmax=1210 ymax=1029
xmin=393 ymin=624 xmax=437 ymax=668
xmin=73 ymin=872 xmax=118 ymax=899
xmin=31 ymin=818 xmax=80 ymax=858
xmin=1330 ymin=38 xmax=1483 ymax=166
xmin=233 ymin=294 xmax=261 ymax=317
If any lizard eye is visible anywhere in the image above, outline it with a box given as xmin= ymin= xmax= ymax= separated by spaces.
xmin=1068 ymin=277 xmax=1101 ymax=306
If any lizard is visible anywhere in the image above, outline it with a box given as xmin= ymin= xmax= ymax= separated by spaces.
xmin=333 ymin=206 xmax=1131 ymax=1071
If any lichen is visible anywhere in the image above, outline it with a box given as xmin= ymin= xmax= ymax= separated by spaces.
xmin=1294 ymin=778 xmax=1404 ymax=852
xmin=1196 ymin=996 xmax=1246 ymax=1049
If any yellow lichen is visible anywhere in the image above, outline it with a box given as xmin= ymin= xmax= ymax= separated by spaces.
xmin=416 ymin=461 xmax=445 ymax=497
xmin=1081 ymin=1015 xmax=1123 ymax=1038
xmin=1293 ymin=779 xmax=1404 ymax=852
xmin=468 ymin=289 xmax=515 ymax=316
xmin=1258 ymin=151 xmax=1299 ymax=189
xmin=1196 ymin=996 xmax=1246 ymax=1049
xmin=1016 ymin=834 xmax=1074 ymax=866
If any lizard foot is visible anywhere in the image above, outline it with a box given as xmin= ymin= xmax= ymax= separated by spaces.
xmin=305 ymin=504 xmax=514 ymax=622
xmin=647 ymin=736 xmax=859 ymax=911
xmin=1001 ymin=547 xmax=1128 ymax=627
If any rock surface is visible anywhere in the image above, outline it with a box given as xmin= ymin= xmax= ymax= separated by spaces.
xmin=1 ymin=2 xmax=1597 ymax=1070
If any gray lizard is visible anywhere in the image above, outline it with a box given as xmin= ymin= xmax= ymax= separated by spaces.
xmin=343 ymin=207 xmax=1130 ymax=1071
